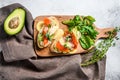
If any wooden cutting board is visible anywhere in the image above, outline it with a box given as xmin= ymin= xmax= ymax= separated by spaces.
xmin=34 ymin=16 xmax=114 ymax=57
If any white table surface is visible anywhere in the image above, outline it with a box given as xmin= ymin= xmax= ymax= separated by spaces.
xmin=0 ymin=0 xmax=120 ymax=80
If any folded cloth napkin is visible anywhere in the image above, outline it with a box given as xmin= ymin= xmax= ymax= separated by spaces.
xmin=0 ymin=3 xmax=36 ymax=62
xmin=0 ymin=3 xmax=106 ymax=80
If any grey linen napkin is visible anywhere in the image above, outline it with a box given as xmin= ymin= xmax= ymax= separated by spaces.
xmin=0 ymin=3 xmax=106 ymax=80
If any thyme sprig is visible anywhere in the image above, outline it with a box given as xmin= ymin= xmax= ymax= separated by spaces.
xmin=81 ymin=26 xmax=120 ymax=67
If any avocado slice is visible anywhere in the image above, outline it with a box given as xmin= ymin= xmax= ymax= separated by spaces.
xmin=4 ymin=8 xmax=25 ymax=35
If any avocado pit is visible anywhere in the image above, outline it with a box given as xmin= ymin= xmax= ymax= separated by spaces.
xmin=9 ymin=17 xmax=20 ymax=29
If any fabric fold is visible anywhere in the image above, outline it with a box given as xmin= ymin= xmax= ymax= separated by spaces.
xmin=0 ymin=3 xmax=36 ymax=62
xmin=0 ymin=44 xmax=2 ymax=52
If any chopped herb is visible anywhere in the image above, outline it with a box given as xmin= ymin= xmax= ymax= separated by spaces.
xmin=45 ymin=33 xmax=49 ymax=38
xmin=37 ymin=33 xmax=43 ymax=41
xmin=45 ymin=33 xmax=53 ymax=41
xmin=64 ymin=43 xmax=68 ymax=48
xmin=66 ymin=36 xmax=71 ymax=41
xmin=48 ymin=24 xmax=51 ymax=28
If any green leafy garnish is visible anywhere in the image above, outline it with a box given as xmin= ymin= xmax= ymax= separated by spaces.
xmin=85 ymin=16 xmax=95 ymax=23
xmin=80 ymin=35 xmax=95 ymax=49
xmin=62 ymin=15 xmax=98 ymax=49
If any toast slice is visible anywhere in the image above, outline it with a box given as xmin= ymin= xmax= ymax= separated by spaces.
xmin=35 ymin=16 xmax=59 ymax=48
xmin=50 ymin=28 xmax=80 ymax=54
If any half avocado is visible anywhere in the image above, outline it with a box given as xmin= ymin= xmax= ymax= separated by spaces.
xmin=4 ymin=8 xmax=25 ymax=35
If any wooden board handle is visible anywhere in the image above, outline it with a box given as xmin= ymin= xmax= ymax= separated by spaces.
xmin=96 ymin=27 xmax=115 ymax=39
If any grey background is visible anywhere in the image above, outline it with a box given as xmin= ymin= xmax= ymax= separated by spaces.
xmin=0 ymin=0 xmax=120 ymax=80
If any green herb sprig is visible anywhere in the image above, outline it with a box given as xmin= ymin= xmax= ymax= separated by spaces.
xmin=81 ymin=27 xmax=120 ymax=67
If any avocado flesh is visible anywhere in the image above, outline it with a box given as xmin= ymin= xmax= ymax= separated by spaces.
xmin=4 ymin=8 xmax=25 ymax=35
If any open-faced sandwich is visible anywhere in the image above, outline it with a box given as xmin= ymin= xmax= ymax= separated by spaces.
xmin=50 ymin=28 xmax=81 ymax=54
xmin=36 ymin=17 xmax=59 ymax=48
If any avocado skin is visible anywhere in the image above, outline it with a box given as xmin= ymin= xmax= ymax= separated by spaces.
xmin=4 ymin=8 xmax=25 ymax=35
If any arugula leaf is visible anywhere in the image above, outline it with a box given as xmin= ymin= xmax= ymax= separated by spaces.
xmin=62 ymin=20 xmax=75 ymax=27
xmin=73 ymin=15 xmax=81 ymax=21
xmin=80 ymin=35 xmax=95 ymax=50
xmin=86 ymin=36 xmax=94 ymax=47
xmin=84 ymin=26 xmax=98 ymax=39
xmin=62 ymin=20 xmax=75 ymax=31
xmin=79 ymin=38 xmax=88 ymax=49
xmin=79 ymin=35 xmax=90 ymax=49
xmin=85 ymin=16 xmax=95 ymax=23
